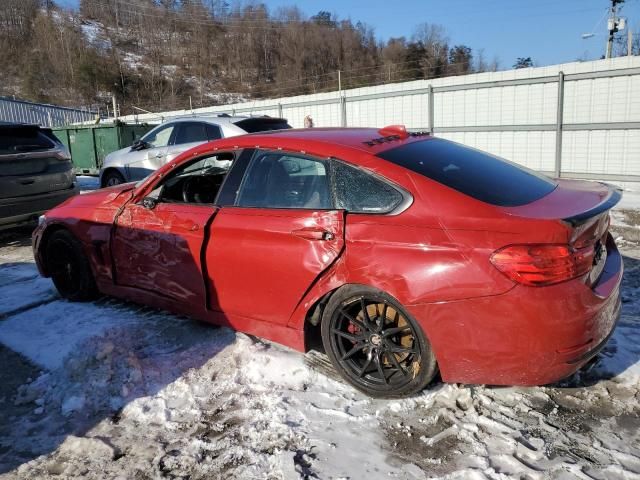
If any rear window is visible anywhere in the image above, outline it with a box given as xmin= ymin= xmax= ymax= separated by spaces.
xmin=377 ymin=138 xmax=557 ymax=207
xmin=234 ymin=118 xmax=291 ymax=133
xmin=0 ymin=126 xmax=55 ymax=155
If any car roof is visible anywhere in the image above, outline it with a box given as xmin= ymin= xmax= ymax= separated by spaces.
xmin=230 ymin=127 xmax=433 ymax=154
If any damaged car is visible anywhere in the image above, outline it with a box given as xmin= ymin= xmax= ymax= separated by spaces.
xmin=33 ymin=126 xmax=622 ymax=397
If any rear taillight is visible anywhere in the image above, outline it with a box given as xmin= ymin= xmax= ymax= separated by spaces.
xmin=490 ymin=244 xmax=595 ymax=286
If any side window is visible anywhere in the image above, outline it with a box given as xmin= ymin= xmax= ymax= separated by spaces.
xmin=332 ymin=160 xmax=404 ymax=213
xmin=142 ymin=124 xmax=175 ymax=148
xmin=149 ymin=152 xmax=234 ymax=204
xmin=206 ymin=124 xmax=222 ymax=140
xmin=174 ymin=122 xmax=209 ymax=145
xmin=237 ymin=151 xmax=332 ymax=209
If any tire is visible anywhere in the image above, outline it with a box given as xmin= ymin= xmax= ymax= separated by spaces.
xmin=45 ymin=230 xmax=98 ymax=301
xmin=102 ymin=170 xmax=125 ymax=187
xmin=321 ymin=285 xmax=438 ymax=398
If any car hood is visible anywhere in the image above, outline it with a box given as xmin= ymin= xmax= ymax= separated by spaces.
xmin=103 ymin=146 xmax=131 ymax=166
xmin=64 ymin=182 xmax=136 ymax=208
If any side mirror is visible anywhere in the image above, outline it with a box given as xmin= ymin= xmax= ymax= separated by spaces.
xmin=131 ymin=139 xmax=149 ymax=151
xmin=141 ymin=197 xmax=157 ymax=210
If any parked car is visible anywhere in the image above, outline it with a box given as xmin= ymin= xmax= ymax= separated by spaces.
xmin=99 ymin=115 xmax=291 ymax=187
xmin=0 ymin=123 xmax=78 ymax=230
xmin=34 ymin=126 xmax=622 ymax=398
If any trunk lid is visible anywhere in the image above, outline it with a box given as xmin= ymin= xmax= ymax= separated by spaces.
xmin=502 ymin=179 xmax=621 ymax=286
xmin=501 ymin=179 xmax=620 ymax=225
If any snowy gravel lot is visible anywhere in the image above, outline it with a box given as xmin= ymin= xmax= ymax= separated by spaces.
xmin=0 ymin=214 xmax=639 ymax=479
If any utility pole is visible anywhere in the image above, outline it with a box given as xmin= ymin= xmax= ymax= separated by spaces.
xmin=606 ymin=0 xmax=625 ymax=59
xmin=628 ymin=26 xmax=633 ymax=56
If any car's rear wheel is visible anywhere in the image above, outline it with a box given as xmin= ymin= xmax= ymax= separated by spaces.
xmin=46 ymin=230 xmax=98 ymax=301
xmin=321 ymin=285 xmax=438 ymax=398
xmin=102 ymin=170 xmax=125 ymax=187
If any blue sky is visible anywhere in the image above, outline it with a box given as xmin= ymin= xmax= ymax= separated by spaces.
xmin=57 ymin=0 xmax=640 ymax=68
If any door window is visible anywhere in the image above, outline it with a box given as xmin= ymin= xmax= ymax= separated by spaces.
xmin=237 ymin=152 xmax=332 ymax=209
xmin=174 ymin=122 xmax=210 ymax=145
xmin=148 ymin=152 xmax=234 ymax=205
xmin=206 ymin=124 xmax=223 ymax=140
xmin=143 ymin=124 xmax=175 ymax=148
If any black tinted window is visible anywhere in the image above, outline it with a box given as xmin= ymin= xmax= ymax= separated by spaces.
xmin=234 ymin=118 xmax=291 ymax=133
xmin=237 ymin=152 xmax=331 ymax=209
xmin=206 ymin=124 xmax=222 ymax=140
xmin=378 ymin=139 xmax=557 ymax=207
xmin=0 ymin=127 xmax=54 ymax=154
xmin=332 ymin=161 xmax=404 ymax=213
xmin=175 ymin=122 xmax=209 ymax=144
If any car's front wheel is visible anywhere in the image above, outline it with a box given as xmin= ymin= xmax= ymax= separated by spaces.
xmin=321 ymin=285 xmax=438 ymax=398
xmin=46 ymin=230 xmax=98 ymax=301
xmin=102 ymin=170 xmax=125 ymax=187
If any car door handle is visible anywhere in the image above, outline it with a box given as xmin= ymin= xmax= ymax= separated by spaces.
xmin=291 ymin=228 xmax=335 ymax=241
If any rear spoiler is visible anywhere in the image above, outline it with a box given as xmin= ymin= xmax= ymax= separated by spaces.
xmin=562 ymin=183 xmax=622 ymax=226
xmin=233 ymin=117 xmax=291 ymax=133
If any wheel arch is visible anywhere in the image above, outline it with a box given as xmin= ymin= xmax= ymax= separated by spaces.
xmin=300 ymin=280 xmax=442 ymax=366
xmin=37 ymin=223 xmax=73 ymax=277
xmin=300 ymin=281 xmax=417 ymax=352
xmin=100 ymin=167 xmax=127 ymax=187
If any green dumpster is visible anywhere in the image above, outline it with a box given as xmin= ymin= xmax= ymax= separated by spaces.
xmin=53 ymin=122 xmax=154 ymax=175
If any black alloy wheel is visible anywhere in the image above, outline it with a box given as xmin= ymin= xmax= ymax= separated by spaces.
xmin=321 ymin=285 xmax=437 ymax=398
xmin=46 ymin=230 xmax=98 ymax=301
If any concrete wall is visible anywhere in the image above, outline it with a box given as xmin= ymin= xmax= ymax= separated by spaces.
xmin=120 ymin=56 xmax=640 ymax=184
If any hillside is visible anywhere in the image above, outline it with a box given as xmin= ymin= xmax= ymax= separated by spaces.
xmin=0 ymin=0 xmax=494 ymax=115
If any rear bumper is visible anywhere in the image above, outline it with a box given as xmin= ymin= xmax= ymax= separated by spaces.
xmin=408 ymin=234 xmax=623 ymax=386
xmin=0 ymin=184 xmax=79 ymax=228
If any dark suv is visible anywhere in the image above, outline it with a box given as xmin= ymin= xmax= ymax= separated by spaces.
xmin=0 ymin=123 xmax=78 ymax=229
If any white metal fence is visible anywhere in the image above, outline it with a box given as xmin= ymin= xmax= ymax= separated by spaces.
xmin=122 ymin=56 xmax=640 ymax=184
xmin=0 ymin=97 xmax=97 ymax=127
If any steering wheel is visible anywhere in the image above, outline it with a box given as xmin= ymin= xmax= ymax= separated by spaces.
xmin=182 ymin=176 xmax=198 ymax=203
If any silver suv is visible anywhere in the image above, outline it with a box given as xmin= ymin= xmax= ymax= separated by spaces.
xmin=100 ymin=115 xmax=291 ymax=186
xmin=0 ymin=123 xmax=78 ymax=229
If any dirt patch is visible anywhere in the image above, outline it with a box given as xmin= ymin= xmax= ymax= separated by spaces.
xmin=384 ymin=401 xmax=469 ymax=476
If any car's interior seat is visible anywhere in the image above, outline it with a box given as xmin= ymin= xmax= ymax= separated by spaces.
xmin=265 ymin=160 xmax=291 ymax=207
xmin=303 ymin=174 xmax=330 ymax=209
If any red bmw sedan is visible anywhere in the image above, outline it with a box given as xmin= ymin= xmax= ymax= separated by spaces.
xmin=33 ymin=126 xmax=622 ymax=397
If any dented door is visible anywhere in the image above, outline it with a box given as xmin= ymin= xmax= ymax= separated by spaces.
xmin=205 ymin=208 xmax=345 ymax=325
xmin=111 ymin=202 xmax=217 ymax=306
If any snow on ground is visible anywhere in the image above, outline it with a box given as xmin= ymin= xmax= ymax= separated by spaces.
xmin=76 ymin=176 xmax=100 ymax=193
xmin=0 ymin=219 xmax=639 ymax=479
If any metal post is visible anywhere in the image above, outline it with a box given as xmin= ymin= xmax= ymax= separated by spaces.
xmin=629 ymin=26 xmax=633 ymax=56
xmin=427 ymin=85 xmax=434 ymax=134
xmin=340 ymin=95 xmax=347 ymax=127
xmin=554 ymin=71 xmax=565 ymax=178
xmin=112 ymin=95 xmax=118 ymax=121
xmin=278 ymin=103 xmax=283 ymax=119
